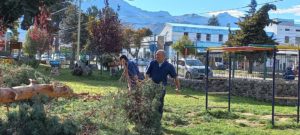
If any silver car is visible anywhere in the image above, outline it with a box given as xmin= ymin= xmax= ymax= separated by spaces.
xmin=177 ymin=59 xmax=213 ymax=79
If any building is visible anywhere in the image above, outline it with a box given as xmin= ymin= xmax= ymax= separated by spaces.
xmin=159 ymin=23 xmax=240 ymax=58
xmin=265 ymin=18 xmax=300 ymax=45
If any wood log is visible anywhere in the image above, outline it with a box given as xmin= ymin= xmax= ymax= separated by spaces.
xmin=0 ymin=80 xmax=73 ymax=103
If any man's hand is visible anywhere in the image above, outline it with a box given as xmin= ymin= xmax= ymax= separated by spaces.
xmin=175 ymin=88 xmax=179 ymax=95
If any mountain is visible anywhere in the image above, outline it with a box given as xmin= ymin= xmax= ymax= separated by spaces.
xmin=89 ymin=0 xmax=239 ymax=34
xmin=18 ymin=0 xmax=240 ymax=42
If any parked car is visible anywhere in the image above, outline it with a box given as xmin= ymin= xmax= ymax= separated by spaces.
xmin=176 ymin=58 xmax=213 ymax=79
xmin=133 ymin=58 xmax=150 ymax=66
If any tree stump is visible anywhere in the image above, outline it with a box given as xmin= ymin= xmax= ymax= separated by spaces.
xmin=0 ymin=79 xmax=73 ymax=103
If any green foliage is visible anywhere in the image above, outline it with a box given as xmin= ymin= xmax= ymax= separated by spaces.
xmin=0 ymin=0 xmax=60 ymax=30
xmin=23 ymin=29 xmax=38 ymax=58
xmin=121 ymin=81 xmax=163 ymax=135
xmin=225 ymin=4 xmax=277 ymax=73
xmin=60 ymin=4 xmax=89 ymax=66
xmin=207 ymin=15 xmax=220 ymax=26
xmin=0 ymin=95 xmax=79 ymax=135
xmin=0 ymin=64 xmax=51 ymax=87
xmin=247 ymin=0 xmax=257 ymax=17
xmin=172 ymin=35 xmax=196 ymax=57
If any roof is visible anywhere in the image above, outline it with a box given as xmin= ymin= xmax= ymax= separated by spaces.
xmin=166 ymin=23 xmax=240 ymax=31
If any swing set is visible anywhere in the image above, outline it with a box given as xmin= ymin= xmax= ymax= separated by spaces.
xmin=204 ymin=44 xmax=300 ymax=126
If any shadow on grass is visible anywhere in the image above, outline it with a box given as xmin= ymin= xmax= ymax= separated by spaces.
xmin=162 ymin=127 xmax=189 ymax=135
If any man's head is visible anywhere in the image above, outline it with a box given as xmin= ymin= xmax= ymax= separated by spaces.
xmin=119 ymin=55 xmax=128 ymax=66
xmin=155 ymin=50 xmax=165 ymax=63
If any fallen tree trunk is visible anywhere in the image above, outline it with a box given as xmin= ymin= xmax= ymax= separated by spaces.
xmin=0 ymin=80 xmax=73 ymax=103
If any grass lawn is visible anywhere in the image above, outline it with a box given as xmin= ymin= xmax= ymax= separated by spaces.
xmin=1 ymin=65 xmax=300 ymax=135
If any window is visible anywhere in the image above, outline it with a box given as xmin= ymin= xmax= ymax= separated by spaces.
xmin=206 ymin=34 xmax=211 ymax=41
xmin=296 ymin=37 xmax=300 ymax=44
xmin=296 ymin=29 xmax=300 ymax=32
xmin=285 ymin=29 xmax=290 ymax=31
xmin=196 ymin=33 xmax=201 ymax=41
xmin=215 ymin=57 xmax=222 ymax=62
xmin=177 ymin=60 xmax=185 ymax=66
xmin=218 ymin=34 xmax=223 ymax=42
xmin=184 ymin=32 xmax=189 ymax=36
xmin=285 ymin=36 xmax=289 ymax=43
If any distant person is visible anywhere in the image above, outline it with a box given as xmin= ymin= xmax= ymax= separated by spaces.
xmin=120 ymin=55 xmax=144 ymax=91
xmin=283 ymin=67 xmax=295 ymax=80
xmin=146 ymin=50 xmax=180 ymax=119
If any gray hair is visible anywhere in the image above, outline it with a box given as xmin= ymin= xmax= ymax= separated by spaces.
xmin=156 ymin=49 xmax=165 ymax=56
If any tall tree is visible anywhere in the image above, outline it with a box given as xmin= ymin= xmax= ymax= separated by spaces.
xmin=247 ymin=0 xmax=257 ymax=17
xmin=207 ymin=15 xmax=220 ymax=26
xmin=23 ymin=28 xmax=49 ymax=59
xmin=85 ymin=6 xmax=99 ymax=53
xmin=172 ymin=35 xmax=196 ymax=57
xmin=59 ymin=4 xmax=88 ymax=67
xmin=0 ymin=0 xmax=61 ymax=36
xmin=89 ymin=1 xmax=123 ymax=57
xmin=225 ymin=4 xmax=277 ymax=73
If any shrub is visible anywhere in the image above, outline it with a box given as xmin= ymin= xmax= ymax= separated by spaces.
xmin=0 ymin=64 xmax=51 ymax=87
xmin=122 ymin=81 xmax=163 ymax=135
xmin=18 ymin=56 xmax=40 ymax=68
xmin=0 ymin=95 xmax=79 ymax=135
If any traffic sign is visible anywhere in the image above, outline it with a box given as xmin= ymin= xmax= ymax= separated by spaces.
xmin=149 ymin=44 xmax=157 ymax=52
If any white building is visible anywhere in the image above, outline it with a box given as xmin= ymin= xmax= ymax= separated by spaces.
xmin=265 ymin=18 xmax=300 ymax=45
xmin=159 ymin=23 xmax=240 ymax=58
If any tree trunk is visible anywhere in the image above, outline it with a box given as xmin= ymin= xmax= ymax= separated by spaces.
xmin=70 ymin=43 xmax=76 ymax=69
xmin=0 ymin=80 xmax=73 ymax=103
xmin=248 ymin=59 xmax=254 ymax=74
xmin=0 ymin=69 xmax=3 ymax=87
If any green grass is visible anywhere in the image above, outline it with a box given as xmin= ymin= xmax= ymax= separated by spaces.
xmin=1 ymin=65 xmax=300 ymax=134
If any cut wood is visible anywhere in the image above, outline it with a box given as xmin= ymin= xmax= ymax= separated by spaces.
xmin=0 ymin=79 xmax=73 ymax=103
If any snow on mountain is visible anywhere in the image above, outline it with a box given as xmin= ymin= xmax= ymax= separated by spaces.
xmin=92 ymin=0 xmax=239 ymax=34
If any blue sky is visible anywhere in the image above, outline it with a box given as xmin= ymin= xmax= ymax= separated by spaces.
xmin=122 ymin=0 xmax=300 ymax=21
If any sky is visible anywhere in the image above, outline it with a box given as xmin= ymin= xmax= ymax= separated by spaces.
xmin=122 ymin=0 xmax=300 ymax=22
xmin=18 ymin=0 xmax=300 ymax=42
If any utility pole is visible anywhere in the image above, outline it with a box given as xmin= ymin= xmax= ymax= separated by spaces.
xmin=77 ymin=0 xmax=81 ymax=61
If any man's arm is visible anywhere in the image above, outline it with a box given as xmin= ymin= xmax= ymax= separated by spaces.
xmin=174 ymin=77 xmax=180 ymax=91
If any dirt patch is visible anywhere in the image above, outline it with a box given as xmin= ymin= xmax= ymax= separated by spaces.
xmin=241 ymin=113 xmax=255 ymax=116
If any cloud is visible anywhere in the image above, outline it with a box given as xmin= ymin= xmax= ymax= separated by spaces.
xmin=208 ymin=10 xmax=245 ymax=18
xmin=271 ymin=5 xmax=300 ymax=16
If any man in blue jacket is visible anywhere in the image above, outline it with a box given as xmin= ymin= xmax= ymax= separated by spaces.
xmin=146 ymin=50 xmax=180 ymax=118
xmin=120 ymin=55 xmax=144 ymax=91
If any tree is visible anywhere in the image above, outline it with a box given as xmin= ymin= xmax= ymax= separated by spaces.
xmin=247 ymin=0 xmax=257 ymax=17
xmin=225 ymin=4 xmax=277 ymax=73
xmin=59 ymin=4 xmax=88 ymax=67
xmin=207 ymin=15 xmax=220 ymax=26
xmin=89 ymin=1 xmax=123 ymax=57
xmin=122 ymin=27 xmax=152 ymax=58
xmin=85 ymin=6 xmax=99 ymax=53
xmin=0 ymin=0 xmax=61 ymax=36
xmin=23 ymin=28 xmax=49 ymax=58
xmin=172 ymin=35 xmax=196 ymax=57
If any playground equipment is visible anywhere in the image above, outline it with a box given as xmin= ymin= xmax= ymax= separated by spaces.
xmin=204 ymin=45 xmax=300 ymax=126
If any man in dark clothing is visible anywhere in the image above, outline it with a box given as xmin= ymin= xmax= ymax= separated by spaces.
xmin=284 ymin=67 xmax=295 ymax=80
xmin=120 ymin=55 xmax=143 ymax=91
xmin=146 ymin=50 xmax=180 ymax=118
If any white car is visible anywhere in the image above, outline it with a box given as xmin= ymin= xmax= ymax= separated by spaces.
xmin=177 ymin=59 xmax=213 ymax=79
